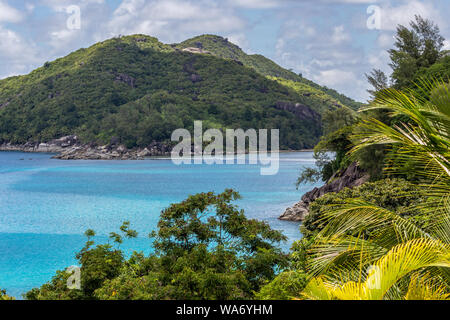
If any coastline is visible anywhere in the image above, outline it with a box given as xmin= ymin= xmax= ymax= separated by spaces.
xmin=0 ymin=136 xmax=171 ymax=160
xmin=0 ymin=137 xmax=313 ymax=160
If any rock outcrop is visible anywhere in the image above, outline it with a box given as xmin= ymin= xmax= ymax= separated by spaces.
xmin=0 ymin=136 xmax=171 ymax=160
xmin=279 ymin=162 xmax=370 ymax=222
xmin=181 ymin=47 xmax=211 ymax=55
xmin=0 ymin=135 xmax=79 ymax=153
xmin=54 ymin=141 xmax=171 ymax=160
xmin=274 ymin=101 xmax=321 ymax=123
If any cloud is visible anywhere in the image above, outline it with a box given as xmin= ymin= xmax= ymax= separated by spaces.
xmin=227 ymin=0 xmax=280 ymax=9
xmin=42 ymin=0 xmax=105 ymax=10
xmin=312 ymin=69 xmax=368 ymax=102
xmin=108 ymin=0 xmax=246 ymax=43
xmin=332 ymin=25 xmax=351 ymax=44
xmin=443 ymin=40 xmax=450 ymax=51
xmin=274 ymin=14 xmax=370 ymax=101
xmin=368 ymin=49 xmax=390 ymax=67
xmin=377 ymin=32 xmax=395 ymax=48
xmin=0 ymin=0 xmax=448 ymax=102
xmin=313 ymin=69 xmax=357 ymax=86
xmin=0 ymin=1 xmax=24 ymax=23
xmin=227 ymin=33 xmax=252 ymax=52
xmin=0 ymin=26 xmax=39 ymax=79
xmin=377 ymin=0 xmax=444 ymax=31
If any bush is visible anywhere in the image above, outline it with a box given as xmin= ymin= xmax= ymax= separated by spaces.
xmin=301 ymin=178 xmax=427 ymax=238
xmin=256 ymin=271 xmax=308 ymax=300
xmin=0 ymin=289 xmax=14 ymax=300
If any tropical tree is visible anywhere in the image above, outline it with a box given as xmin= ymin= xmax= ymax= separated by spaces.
xmin=389 ymin=15 xmax=445 ymax=89
xmin=0 ymin=289 xmax=14 ymax=300
xmin=301 ymin=80 xmax=450 ymax=300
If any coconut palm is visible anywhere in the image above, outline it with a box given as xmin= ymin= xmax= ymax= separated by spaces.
xmin=301 ymin=80 xmax=450 ymax=300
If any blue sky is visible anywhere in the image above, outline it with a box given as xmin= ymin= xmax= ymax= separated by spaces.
xmin=0 ymin=0 xmax=449 ymax=102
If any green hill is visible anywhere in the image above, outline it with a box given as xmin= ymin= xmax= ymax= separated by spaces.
xmin=177 ymin=34 xmax=363 ymax=111
xmin=0 ymin=34 xmax=359 ymax=151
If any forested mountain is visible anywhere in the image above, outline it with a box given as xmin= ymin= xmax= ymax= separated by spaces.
xmin=0 ymin=34 xmax=360 ymax=150
xmin=177 ymin=35 xmax=363 ymax=111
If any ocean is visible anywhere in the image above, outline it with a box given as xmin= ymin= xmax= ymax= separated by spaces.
xmin=0 ymin=151 xmax=320 ymax=298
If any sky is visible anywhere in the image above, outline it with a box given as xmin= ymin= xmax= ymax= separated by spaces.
xmin=0 ymin=0 xmax=449 ymax=102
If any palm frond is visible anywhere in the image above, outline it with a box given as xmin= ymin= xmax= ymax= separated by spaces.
xmin=303 ymin=239 xmax=450 ymax=300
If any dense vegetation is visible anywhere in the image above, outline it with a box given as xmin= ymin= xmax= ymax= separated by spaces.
xmin=0 ymin=34 xmax=363 ymax=151
xmin=268 ymin=16 xmax=450 ymax=300
xmin=178 ymin=35 xmax=362 ymax=111
xmin=25 ymin=190 xmax=288 ymax=300
xmin=297 ymin=79 xmax=450 ymax=300
xmin=299 ymin=16 xmax=450 ymax=185
xmin=301 ymin=178 xmax=428 ymax=239
xmin=268 ymin=77 xmax=357 ymax=115
xmin=0 ymin=289 xmax=14 ymax=300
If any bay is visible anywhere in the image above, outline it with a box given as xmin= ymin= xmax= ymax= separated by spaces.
xmin=0 ymin=151 xmax=320 ymax=297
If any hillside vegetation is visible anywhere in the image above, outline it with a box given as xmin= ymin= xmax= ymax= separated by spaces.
xmin=178 ymin=35 xmax=362 ymax=111
xmin=0 ymin=34 xmax=360 ymax=150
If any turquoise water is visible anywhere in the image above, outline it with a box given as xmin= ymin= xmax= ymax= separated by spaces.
xmin=0 ymin=151 xmax=319 ymax=297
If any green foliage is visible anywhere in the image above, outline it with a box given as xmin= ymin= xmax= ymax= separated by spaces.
xmin=315 ymin=125 xmax=355 ymax=180
xmin=0 ymin=289 xmax=14 ymax=300
xmin=270 ymin=77 xmax=359 ymax=115
xmin=296 ymin=107 xmax=357 ymax=186
xmin=366 ymin=69 xmax=390 ymax=98
xmin=26 ymin=190 xmax=288 ymax=300
xmin=310 ymin=16 xmax=449 ymax=186
xmin=296 ymin=167 xmax=322 ymax=187
xmin=321 ymin=107 xmax=356 ymax=136
xmin=256 ymin=271 xmax=308 ymax=300
xmin=147 ymin=189 xmax=288 ymax=299
xmin=389 ymin=16 xmax=445 ymax=89
xmin=0 ymin=34 xmax=341 ymax=150
xmin=177 ymin=35 xmax=303 ymax=82
xmin=177 ymin=35 xmax=362 ymax=111
xmin=301 ymin=178 xmax=427 ymax=239
xmin=299 ymin=80 xmax=450 ymax=300
xmin=417 ymin=55 xmax=450 ymax=82
xmin=24 ymin=270 xmax=86 ymax=300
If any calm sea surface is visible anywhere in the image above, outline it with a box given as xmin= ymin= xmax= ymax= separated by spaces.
xmin=0 ymin=151 xmax=320 ymax=297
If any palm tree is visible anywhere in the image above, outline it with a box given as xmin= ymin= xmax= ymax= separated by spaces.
xmin=301 ymin=80 xmax=450 ymax=300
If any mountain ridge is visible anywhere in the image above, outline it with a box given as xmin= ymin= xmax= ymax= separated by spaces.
xmin=0 ymin=34 xmax=359 ymax=155
xmin=176 ymin=34 xmax=362 ymax=111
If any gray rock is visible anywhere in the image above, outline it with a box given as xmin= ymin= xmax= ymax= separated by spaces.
xmin=274 ymin=101 xmax=321 ymax=123
xmin=1 ymin=138 xmax=170 ymax=160
xmin=137 ymin=148 xmax=152 ymax=158
xmin=117 ymin=145 xmax=127 ymax=154
xmin=279 ymin=162 xmax=370 ymax=222
xmin=279 ymin=201 xmax=309 ymax=221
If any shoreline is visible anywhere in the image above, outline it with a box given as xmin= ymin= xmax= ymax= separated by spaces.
xmin=0 ymin=139 xmax=313 ymax=160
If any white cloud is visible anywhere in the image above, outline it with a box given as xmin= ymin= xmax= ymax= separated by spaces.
xmin=377 ymin=32 xmax=395 ymax=48
xmin=227 ymin=0 xmax=280 ymax=9
xmin=227 ymin=33 xmax=252 ymax=52
xmin=311 ymin=69 xmax=367 ymax=101
xmin=42 ymin=0 xmax=105 ymax=10
xmin=367 ymin=50 xmax=390 ymax=70
xmin=0 ymin=0 xmax=447 ymax=102
xmin=25 ymin=3 xmax=35 ymax=12
xmin=332 ymin=25 xmax=350 ymax=44
xmin=378 ymin=0 xmax=444 ymax=31
xmin=443 ymin=40 xmax=450 ymax=51
xmin=0 ymin=1 xmax=24 ymax=23
xmin=0 ymin=26 xmax=39 ymax=79
xmin=108 ymin=0 xmax=246 ymax=43
xmin=0 ymin=27 xmax=34 ymax=59
xmin=313 ymin=69 xmax=357 ymax=87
